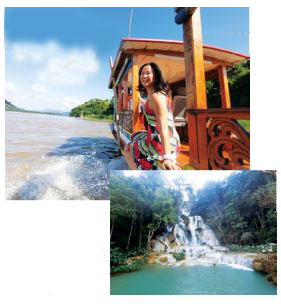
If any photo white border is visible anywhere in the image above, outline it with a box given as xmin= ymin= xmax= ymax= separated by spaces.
xmin=1 ymin=1 xmax=280 ymax=307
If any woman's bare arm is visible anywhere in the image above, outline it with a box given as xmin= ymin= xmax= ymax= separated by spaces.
xmin=150 ymin=92 xmax=171 ymax=156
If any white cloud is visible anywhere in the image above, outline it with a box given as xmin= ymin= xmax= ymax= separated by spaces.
xmin=7 ymin=40 xmax=99 ymax=85
xmin=5 ymin=40 xmax=103 ymax=111
xmin=5 ymin=82 xmax=17 ymax=91
xmin=9 ymin=42 xmax=43 ymax=63
xmin=38 ymin=48 xmax=99 ymax=85
xmin=62 ymin=97 xmax=81 ymax=108
xmin=32 ymin=83 xmax=48 ymax=93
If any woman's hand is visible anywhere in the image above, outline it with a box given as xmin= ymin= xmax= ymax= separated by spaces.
xmin=162 ymin=159 xmax=181 ymax=170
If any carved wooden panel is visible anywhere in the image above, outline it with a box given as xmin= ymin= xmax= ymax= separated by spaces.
xmin=118 ymin=111 xmax=133 ymax=134
xmin=207 ymin=117 xmax=250 ymax=170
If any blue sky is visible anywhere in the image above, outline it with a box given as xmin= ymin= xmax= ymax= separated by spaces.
xmin=5 ymin=7 xmax=249 ymax=112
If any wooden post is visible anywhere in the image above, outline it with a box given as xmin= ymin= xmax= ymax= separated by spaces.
xmin=218 ymin=65 xmax=231 ymax=108
xmin=132 ymin=55 xmax=141 ymax=133
xmin=109 ymin=56 xmax=121 ymax=154
xmin=182 ymin=8 xmax=207 ymax=110
xmin=122 ymin=76 xmax=128 ymax=110
xmin=181 ymin=8 xmax=208 ymax=169
xmin=117 ymin=83 xmax=123 ymax=113
xmin=187 ymin=112 xmax=198 ymax=166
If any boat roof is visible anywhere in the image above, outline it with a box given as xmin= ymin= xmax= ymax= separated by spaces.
xmin=109 ymin=38 xmax=250 ymax=88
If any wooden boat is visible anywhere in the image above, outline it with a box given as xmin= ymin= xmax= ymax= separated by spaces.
xmin=109 ymin=7 xmax=250 ymax=170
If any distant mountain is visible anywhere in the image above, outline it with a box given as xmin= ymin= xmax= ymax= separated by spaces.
xmin=42 ymin=109 xmax=69 ymax=116
xmin=5 ymin=99 xmax=25 ymax=112
xmin=5 ymin=99 xmax=69 ymax=117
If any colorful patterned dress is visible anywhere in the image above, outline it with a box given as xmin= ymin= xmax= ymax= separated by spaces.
xmin=126 ymin=96 xmax=180 ymax=170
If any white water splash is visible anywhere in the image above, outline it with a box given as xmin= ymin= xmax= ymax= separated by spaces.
xmin=6 ymin=153 xmax=128 ymax=200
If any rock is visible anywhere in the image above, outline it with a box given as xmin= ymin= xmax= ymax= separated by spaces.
xmin=166 ymin=233 xmax=176 ymax=243
xmin=181 ymin=214 xmax=189 ymax=226
xmin=253 ymin=261 xmax=264 ymax=272
xmin=253 ymin=253 xmax=277 ymax=285
xmin=266 ymin=274 xmax=272 ymax=281
xmin=272 ymin=274 xmax=277 ymax=285
xmin=126 ymin=255 xmax=144 ymax=265
xmin=150 ymin=239 xmax=166 ymax=252
xmin=146 ymin=254 xmax=158 ymax=264
xmin=158 ymin=256 xmax=168 ymax=263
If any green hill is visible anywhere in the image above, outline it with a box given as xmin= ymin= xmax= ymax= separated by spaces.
xmin=5 ymin=99 xmax=25 ymax=112
xmin=70 ymin=98 xmax=113 ymax=120
xmin=5 ymin=99 xmax=69 ymax=117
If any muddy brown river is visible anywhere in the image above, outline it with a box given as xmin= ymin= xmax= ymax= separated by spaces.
xmin=5 ymin=111 xmax=128 ymax=200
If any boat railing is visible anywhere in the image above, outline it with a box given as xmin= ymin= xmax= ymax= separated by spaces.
xmin=188 ymin=108 xmax=250 ymax=170
xmin=118 ymin=110 xmax=133 ymax=134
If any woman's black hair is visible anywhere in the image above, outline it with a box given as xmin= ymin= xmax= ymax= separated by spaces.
xmin=138 ymin=62 xmax=168 ymax=95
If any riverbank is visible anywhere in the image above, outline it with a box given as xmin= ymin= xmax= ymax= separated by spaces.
xmin=6 ymin=109 xmax=68 ymax=117
xmin=136 ymin=250 xmax=256 ymax=268
xmin=81 ymin=115 xmax=112 ymax=123
xmin=253 ymin=253 xmax=277 ymax=285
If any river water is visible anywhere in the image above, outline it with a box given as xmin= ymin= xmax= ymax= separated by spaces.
xmin=5 ymin=111 xmax=128 ymax=200
xmin=110 ymin=264 xmax=277 ymax=295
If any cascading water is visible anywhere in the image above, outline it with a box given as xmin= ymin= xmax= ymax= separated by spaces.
xmin=151 ymin=205 xmax=254 ymax=270
xmin=220 ymin=254 xmax=253 ymax=270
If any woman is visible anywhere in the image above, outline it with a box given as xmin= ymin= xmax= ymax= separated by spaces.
xmin=126 ymin=62 xmax=180 ymax=170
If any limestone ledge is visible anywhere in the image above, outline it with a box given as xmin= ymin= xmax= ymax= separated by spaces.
xmin=253 ymin=253 xmax=277 ymax=285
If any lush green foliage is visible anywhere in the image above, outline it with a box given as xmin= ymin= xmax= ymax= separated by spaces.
xmin=206 ymin=60 xmax=250 ymax=108
xmin=227 ymin=243 xmax=277 ymax=253
xmin=69 ymin=98 xmax=113 ymax=119
xmin=172 ymin=252 xmax=186 ymax=261
xmin=110 ymin=172 xmax=185 ymax=252
xmin=190 ymin=171 xmax=276 ymax=245
xmin=110 ymin=246 xmax=146 ymax=274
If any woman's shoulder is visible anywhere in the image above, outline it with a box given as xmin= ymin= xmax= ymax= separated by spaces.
xmin=150 ymin=91 xmax=167 ymax=103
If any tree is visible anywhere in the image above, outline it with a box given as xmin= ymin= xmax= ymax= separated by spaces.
xmin=206 ymin=60 xmax=250 ymax=108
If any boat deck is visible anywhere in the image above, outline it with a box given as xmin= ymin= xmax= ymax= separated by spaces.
xmin=176 ymin=144 xmax=194 ymax=170
xmin=122 ymin=144 xmax=195 ymax=170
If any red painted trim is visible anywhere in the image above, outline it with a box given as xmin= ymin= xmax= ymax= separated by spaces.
xmin=122 ymin=37 xmax=250 ymax=59
xmin=122 ymin=37 xmax=184 ymax=45
xmin=203 ymin=44 xmax=250 ymax=59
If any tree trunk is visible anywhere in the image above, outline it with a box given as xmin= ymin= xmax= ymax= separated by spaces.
xmin=146 ymin=222 xmax=161 ymax=250
xmin=254 ymin=218 xmax=259 ymax=233
xmin=110 ymin=217 xmax=115 ymax=240
xmin=126 ymin=217 xmax=134 ymax=250
xmin=138 ymin=206 xmax=143 ymax=250
xmin=234 ymin=202 xmax=245 ymax=235
xmin=147 ymin=231 xmax=153 ymax=250
xmin=256 ymin=210 xmax=265 ymax=229
xmin=147 ymin=228 xmax=157 ymax=250
xmin=214 ymin=220 xmax=227 ymax=246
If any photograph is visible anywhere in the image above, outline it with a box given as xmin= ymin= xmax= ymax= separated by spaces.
xmin=110 ymin=170 xmax=277 ymax=295
xmin=5 ymin=7 xmax=250 ymax=200
xmin=2 ymin=2 xmax=280 ymax=308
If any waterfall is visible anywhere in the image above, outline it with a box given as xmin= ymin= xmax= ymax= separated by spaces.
xmin=150 ymin=205 xmax=254 ymax=270
xmin=219 ymin=254 xmax=253 ymax=270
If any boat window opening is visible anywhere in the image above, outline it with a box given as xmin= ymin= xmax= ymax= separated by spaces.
xmin=115 ymin=57 xmax=132 ymax=86
xmin=206 ymin=78 xmax=222 ymax=109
